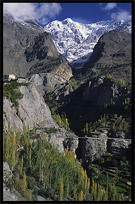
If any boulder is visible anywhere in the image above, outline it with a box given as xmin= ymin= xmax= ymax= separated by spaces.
xmin=108 ymin=139 xmax=131 ymax=157
xmin=81 ymin=136 xmax=107 ymax=162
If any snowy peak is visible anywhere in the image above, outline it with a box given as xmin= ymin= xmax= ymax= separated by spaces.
xmin=62 ymin=18 xmax=73 ymax=24
xmin=44 ymin=18 xmax=131 ymax=69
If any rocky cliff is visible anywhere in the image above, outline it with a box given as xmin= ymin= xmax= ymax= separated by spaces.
xmin=82 ymin=30 xmax=131 ymax=83
xmin=3 ymin=81 xmax=78 ymax=154
xmin=3 ymin=16 xmax=72 ymax=82
xmin=82 ymin=76 xmax=131 ymax=106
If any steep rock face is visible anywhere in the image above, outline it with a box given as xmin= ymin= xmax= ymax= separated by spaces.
xmin=108 ymin=139 xmax=131 ymax=157
xmin=3 ymin=83 xmax=56 ymax=130
xmin=79 ymin=133 xmax=131 ymax=162
xmin=81 ymin=137 xmax=107 ymax=162
xmin=82 ymin=30 xmax=131 ymax=83
xmin=3 ymin=82 xmax=78 ymax=154
xmin=3 ymin=16 xmax=72 ymax=81
xmin=82 ymin=77 xmax=130 ymax=106
xmin=48 ymin=128 xmax=79 ymax=154
xmin=29 ymin=71 xmax=72 ymax=95
xmin=3 ymin=162 xmax=26 ymax=201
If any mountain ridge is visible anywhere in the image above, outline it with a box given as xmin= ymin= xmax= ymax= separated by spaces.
xmin=3 ymin=15 xmax=72 ymax=83
xmin=82 ymin=29 xmax=131 ymax=83
xmin=44 ymin=17 xmax=131 ymax=69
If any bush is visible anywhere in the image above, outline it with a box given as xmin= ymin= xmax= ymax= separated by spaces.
xmin=66 ymin=78 xmax=81 ymax=90
xmin=27 ymin=176 xmax=37 ymax=190
xmin=3 ymin=81 xmax=27 ymax=108
xmin=44 ymin=128 xmax=58 ymax=134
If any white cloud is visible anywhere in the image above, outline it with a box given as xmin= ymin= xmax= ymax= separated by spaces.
xmin=72 ymin=17 xmax=91 ymax=24
xmin=111 ymin=10 xmax=131 ymax=21
xmin=99 ymin=3 xmax=117 ymax=11
xmin=3 ymin=3 xmax=62 ymax=25
xmin=104 ymin=3 xmax=117 ymax=10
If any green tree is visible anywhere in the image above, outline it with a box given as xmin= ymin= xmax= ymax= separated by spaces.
xmin=85 ymin=123 xmax=89 ymax=134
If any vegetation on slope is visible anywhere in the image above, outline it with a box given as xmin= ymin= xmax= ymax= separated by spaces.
xmin=3 ymin=124 xmax=129 ymax=201
xmin=3 ymin=81 xmax=28 ymax=108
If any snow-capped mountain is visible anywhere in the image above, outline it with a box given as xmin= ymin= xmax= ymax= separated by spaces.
xmin=44 ymin=18 xmax=131 ymax=69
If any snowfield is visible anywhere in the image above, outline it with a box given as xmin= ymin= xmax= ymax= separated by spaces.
xmin=44 ymin=18 xmax=131 ymax=69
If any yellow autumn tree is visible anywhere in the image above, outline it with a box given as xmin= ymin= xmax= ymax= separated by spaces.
xmin=43 ymin=117 xmax=45 ymax=127
xmin=59 ymin=177 xmax=64 ymax=201
xmin=93 ymin=181 xmax=97 ymax=201
xmin=102 ymin=188 xmax=108 ymax=201
xmin=16 ymin=128 xmax=21 ymax=145
xmin=11 ymin=135 xmax=18 ymax=170
xmin=78 ymin=190 xmax=83 ymax=201
xmin=81 ymin=168 xmax=85 ymax=180
xmin=65 ymin=117 xmax=70 ymax=130
xmin=87 ymin=177 xmax=90 ymax=190
xmin=57 ymin=114 xmax=62 ymax=127
xmin=23 ymin=172 xmax=27 ymax=189
xmin=97 ymin=183 xmax=102 ymax=201
xmin=65 ymin=150 xmax=75 ymax=166
xmin=66 ymin=176 xmax=69 ymax=197
xmin=12 ymin=135 xmax=16 ymax=145
xmin=20 ymin=155 xmax=23 ymax=176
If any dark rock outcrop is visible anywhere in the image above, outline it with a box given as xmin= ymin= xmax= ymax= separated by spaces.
xmin=107 ymin=139 xmax=131 ymax=158
xmin=78 ymin=133 xmax=131 ymax=162
xmin=82 ymin=77 xmax=131 ymax=106
xmin=81 ymin=136 xmax=107 ymax=162
xmin=82 ymin=30 xmax=131 ymax=83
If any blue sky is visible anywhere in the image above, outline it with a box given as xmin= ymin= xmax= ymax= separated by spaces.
xmin=58 ymin=3 xmax=131 ymax=24
xmin=4 ymin=2 xmax=132 ymax=27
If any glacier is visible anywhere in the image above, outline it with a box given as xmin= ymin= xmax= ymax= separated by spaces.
xmin=44 ymin=18 xmax=131 ymax=69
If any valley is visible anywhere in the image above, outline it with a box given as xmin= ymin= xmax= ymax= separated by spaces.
xmin=3 ymin=12 xmax=132 ymax=202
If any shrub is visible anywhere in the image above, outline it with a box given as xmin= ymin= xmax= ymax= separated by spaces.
xmin=66 ymin=78 xmax=81 ymax=90
xmin=3 ymin=81 xmax=27 ymax=108
xmin=107 ymin=74 xmax=113 ymax=79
